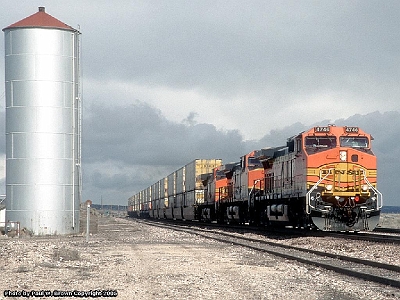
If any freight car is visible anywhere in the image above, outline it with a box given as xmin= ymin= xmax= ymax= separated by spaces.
xmin=128 ymin=125 xmax=382 ymax=231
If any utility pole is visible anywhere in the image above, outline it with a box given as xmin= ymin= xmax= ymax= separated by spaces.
xmin=85 ymin=199 xmax=92 ymax=243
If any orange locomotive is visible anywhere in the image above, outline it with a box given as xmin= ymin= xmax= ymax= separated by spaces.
xmin=302 ymin=125 xmax=382 ymax=230
xmin=202 ymin=125 xmax=381 ymax=231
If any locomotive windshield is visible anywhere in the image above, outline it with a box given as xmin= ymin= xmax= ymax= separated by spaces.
xmin=248 ymin=157 xmax=263 ymax=170
xmin=340 ymin=136 xmax=369 ymax=148
xmin=215 ymin=169 xmax=226 ymax=180
xmin=305 ymin=136 xmax=336 ymax=149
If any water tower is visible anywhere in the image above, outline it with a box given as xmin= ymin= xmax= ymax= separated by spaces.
xmin=3 ymin=7 xmax=82 ymax=234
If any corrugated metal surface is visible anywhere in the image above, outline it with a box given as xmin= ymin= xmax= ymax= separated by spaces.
xmin=154 ymin=181 xmax=160 ymax=201
xmin=3 ymin=8 xmax=81 ymax=235
xmin=150 ymin=183 xmax=156 ymax=217
xmin=157 ymin=178 xmax=166 ymax=217
xmin=183 ymin=159 xmax=222 ymax=206
xmin=185 ymin=159 xmax=223 ymax=192
xmin=146 ymin=187 xmax=151 ymax=210
xmin=167 ymin=172 xmax=175 ymax=197
xmin=167 ymin=172 xmax=176 ymax=207
xmin=176 ymin=167 xmax=185 ymax=194
xmin=176 ymin=166 xmax=185 ymax=212
xmin=133 ymin=194 xmax=139 ymax=211
xmin=175 ymin=166 xmax=187 ymax=219
xmin=151 ymin=183 xmax=157 ymax=201
xmin=161 ymin=177 xmax=168 ymax=208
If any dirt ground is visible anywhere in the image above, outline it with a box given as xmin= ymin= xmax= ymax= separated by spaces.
xmin=0 ymin=215 xmax=399 ymax=300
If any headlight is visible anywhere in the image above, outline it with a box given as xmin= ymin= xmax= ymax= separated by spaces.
xmin=361 ymin=185 xmax=369 ymax=192
xmin=325 ymin=184 xmax=333 ymax=191
xmin=340 ymin=151 xmax=347 ymax=162
xmin=335 ymin=196 xmax=345 ymax=203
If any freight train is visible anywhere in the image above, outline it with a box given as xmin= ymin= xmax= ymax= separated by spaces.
xmin=128 ymin=125 xmax=382 ymax=231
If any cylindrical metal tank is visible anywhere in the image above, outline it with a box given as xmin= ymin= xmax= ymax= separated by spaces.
xmin=2 ymin=7 xmax=82 ymax=235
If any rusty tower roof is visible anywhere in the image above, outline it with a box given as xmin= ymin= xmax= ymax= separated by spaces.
xmin=3 ymin=7 xmax=76 ymax=31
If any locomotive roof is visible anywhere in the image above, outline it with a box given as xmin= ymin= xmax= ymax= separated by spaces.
xmin=255 ymin=147 xmax=286 ymax=160
xmin=303 ymin=125 xmax=370 ymax=137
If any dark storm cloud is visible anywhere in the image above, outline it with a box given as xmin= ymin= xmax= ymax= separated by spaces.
xmin=83 ymin=101 xmax=245 ymax=166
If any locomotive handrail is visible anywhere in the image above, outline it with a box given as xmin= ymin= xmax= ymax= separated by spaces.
xmin=248 ymin=179 xmax=262 ymax=209
xmin=360 ymin=168 xmax=383 ymax=209
xmin=306 ymin=168 xmax=334 ymax=214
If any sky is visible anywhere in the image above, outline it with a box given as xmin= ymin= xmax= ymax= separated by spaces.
xmin=0 ymin=1 xmax=399 ymax=206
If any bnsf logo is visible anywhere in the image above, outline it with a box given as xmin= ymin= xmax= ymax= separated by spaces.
xmin=321 ymin=170 xmax=361 ymax=175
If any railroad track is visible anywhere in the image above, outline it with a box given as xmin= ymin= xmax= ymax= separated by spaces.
xmin=374 ymin=227 xmax=400 ymax=234
xmin=137 ymin=218 xmax=400 ymax=289
xmin=147 ymin=218 xmax=400 ymax=245
xmin=321 ymin=231 xmax=400 ymax=244
xmin=221 ymin=222 xmax=400 ymax=244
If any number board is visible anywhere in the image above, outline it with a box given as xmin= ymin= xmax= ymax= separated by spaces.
xmin=314 ymin=126 xmax=330 ymax=133
xmin=344 ymin=127 xmax=359 ymax=133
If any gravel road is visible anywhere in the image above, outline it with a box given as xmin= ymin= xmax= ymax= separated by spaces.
xmin=0 ymin=216 xmax=399 ymax=300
